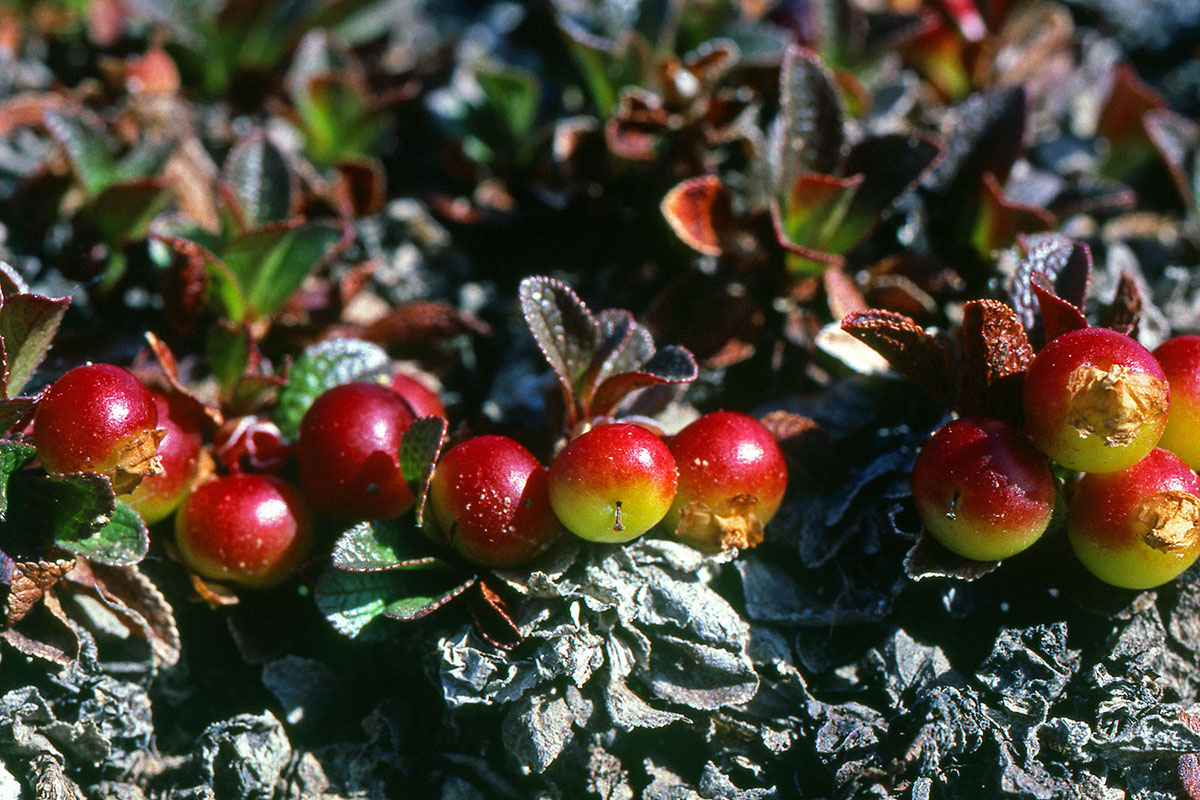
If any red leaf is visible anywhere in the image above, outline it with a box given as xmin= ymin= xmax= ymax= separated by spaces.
xmin=1098 ymin=63 xmax=1167 ymax=150
xmin=661 ymin=175 xmax=732 ymax=257
xmin=972 ymin=172 xmax=1055 ymax=253
xmin=1031 ymin=274 xmax=1088 ymax=344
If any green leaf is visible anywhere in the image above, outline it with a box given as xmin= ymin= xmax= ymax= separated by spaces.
xmin=331 ymin=519 xmax=450 ymax=572
xmin=206 ymin=325 xmax=251 ymax=395
xmin=86 ymin=180 xmax=172 ymax=245
xmin=43 ymin=111 xmax=116 ymax=196
xmin=0 ymin=440 xmax=36 ymax=521
xmin=518 ymin=276 xmax=599 ymax=422
xmin=54 ymin=501 xmax=149 ymax=567
xmin=15 ymin=472 xmax=116 ymax=543
xmin=476 ymin=63 xmax=540 ymax=142
xmin=222 ymin=221 xmax=347 ymax=319
xmin=297 ymin=75 xmax=380 ymax=165
xmin=112 ymin=139 xmax=177 ymax=183
xmin=399 ymin=416 xmax=448 ymax=527
xmin=273 ymin=337 xmax=391 ymax=439
xmin=222 ymin=131 xmax=296 ymax=229
xmin=0 ymin=293 xmax=69 ymax=398
xmin=315 ymin=567 xmax=471 ymax=637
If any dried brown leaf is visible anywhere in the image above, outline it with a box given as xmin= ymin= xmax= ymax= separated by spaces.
xmin=840 ymin=310 xmax=956 ymax=408
xmin=959 ymin=299 xmax=1032 ymax=422
xmin=6 ymin=557 xmax=75 ymax=626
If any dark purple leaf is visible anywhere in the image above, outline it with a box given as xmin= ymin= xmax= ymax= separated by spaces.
xmin=468 ymin=580 xmax=523 ymax=650
xmin=904 ymin=532 xmax=1002 ymax=581
xmin=1006 ymin=234 xmax=1091 ymax=338
xmin=1144 ymin=109 xmax=1199 ymax=212
xmin=775 ymin=45 xmax=844 ymax=188
xmin=222 ymin=129 xmax=298 ymax=230
xmin=836 ymin=131 xmax=945 ymax=249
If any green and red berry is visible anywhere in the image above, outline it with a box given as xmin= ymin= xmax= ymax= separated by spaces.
xmin=1022 ymin=327 xmax=1169 ymax=473
xmin=664 ymin=411 xmax=788 ymax=550
xmin=34 ymin=363 xmax=162 ymax=492
xmin=428 ymin=435 xmax=559 ymax=567
xmin=175 ymin=474 xmax=314 ymax=589
xmin=123 ymin=391 xmax=204 ymax=524
xmin=912 ymin=417 xmax=1056 ymax=561
xmin=548 ymin=423 xmax=677 ymax=544
xmin=1067 ymin=447 xmax=1200 ymax=589
xmin=1153 ymin=335 xmax=1200 ymax=469
xmin=296 ymin=382 xmax=416 ymax=520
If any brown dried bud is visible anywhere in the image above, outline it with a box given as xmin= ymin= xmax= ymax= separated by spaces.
xmin=1065 ymin=364 xmax=1169 ymax=447
xmin=675 ymin=494 xmax=764 ymax=552
xmin=1134 ymin=490 xmax=1200 ymax=553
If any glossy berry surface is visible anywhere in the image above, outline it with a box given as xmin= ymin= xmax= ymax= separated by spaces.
xmin=548 ymin=423 xmax=677 ymax=544
xmin=296 ymin=382 xmax=416 ymax=520
xmin=391 ymin=371 xmax=446 ymax=419
xmin=123 ymin=392 xmax=204 ymax=524
xmin=1153 ymin=336 xmax=1200 ymax=469
xmin=1068 ymin=447 xmax=1200 ymax=589
xmin=174 ymin=474 xmax=314 ymax=589
xmin=34 ymin=363 xmax=158 ymax=476
xmin=1022 ymin=327 xmax=1169 ymax=473
xmin=428 ymin=435 xmax=559 ymax=567
xmin=911 ymin=417 xmax=1056 ymax=561
xmin=663 ymin=411 xmax=788 ymax=548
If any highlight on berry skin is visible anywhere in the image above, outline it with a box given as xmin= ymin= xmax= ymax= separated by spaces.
xmin=911 ymin=417 xmax=1057 ymax=562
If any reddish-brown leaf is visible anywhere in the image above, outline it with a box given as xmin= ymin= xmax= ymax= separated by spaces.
xmin=63 ymin=561 xmax=181 ymax=667
xmin=661 ymin=175 xmax=732 ymax=257
xmin=959 ymin=299 xmax=1032 ymax=422
xmin=5 ymin=558 xmax=75 ymax=626
xmin=1101 ymin=271 xmax=1143 ymax=337
xmin=841 ymin=310 xmax=956 ymax=408
xmin=143 ymin=332 xmax=223 ymax=428
xmin=1031 ymin=273 xmax=1088 ymax=344
xmin=1098 ymin=63 xmax=1167 ymax=149
xmin=468 ymin=579 xmax=522 ymax=650
xmin=972 ymin=172 xmax=1055 ymax=253
xmin=360 ymin=301 xmax=491 ymax=347
xmin=823 ymin=267 xmax=867 ymax=320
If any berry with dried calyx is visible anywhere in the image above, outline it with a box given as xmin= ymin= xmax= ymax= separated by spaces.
xmin=428 ymin=435 xmax=559 ymax=567
xmin=123 ymin=391 xmax=204 ymax=524
xmin=33 ymin=363 xmax=162 ymax=493
xmin=296 ymin=382 xmax=416 ymax=520
xmin=1068 ymin=447 xmax=1200 ymax=589
xmin=1022 ymin=327 xmax=1168 ymax=473
xmin=548 ymin=423 xmax=677 ymax=544
xmin=1153 ymin=335 xmax=1200 ymax=469
xmin=911 ymin=417 xmax=1056 ymax=561
xmin=175 ymin=474 xmax=314 ymax=589
xmin=663 ymin=411 xmax=788 ymax=551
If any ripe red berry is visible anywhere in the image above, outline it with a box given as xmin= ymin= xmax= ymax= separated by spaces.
xmin=174 ymin=474 xmax=314 ymax=589
xmin=1068 ymin=447 xmax=1200 ymax=589
xmin=1153 ymin=335 xmax=1200 ymax=469
xmin=296 ymin=382 xmax=416 ymax=520
xmin=34 ymin=364 xmax=159 ymax=483
xmin=548 ymin=423 xmax=677 ymax=543
xmin=428 ymin=435 xmax=560 ymax=567
xmin=1022 ymin=327 xmax=1169 ymax=473
xmin=390 ymin=371 xmax=446 ymax=419
xmin=664 ymin=411 xmax=788 ymax=549
xmin=123 ymin=391 xmax=204 ymax=524
xmin=911 ymin=417 xmax=1056 ymax=561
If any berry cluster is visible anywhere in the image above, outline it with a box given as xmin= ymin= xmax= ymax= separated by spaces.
xmin=913 ymin=327 xmax=1200 ymax=589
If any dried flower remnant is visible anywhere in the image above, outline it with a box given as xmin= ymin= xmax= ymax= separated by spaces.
xmin=1133 ymin=491 xmax=1200 ymax=553
xmin=1064 ymin=363 xmax=1169 ymax=447
xmin=676 ymin=494 xmax=764 ymax=552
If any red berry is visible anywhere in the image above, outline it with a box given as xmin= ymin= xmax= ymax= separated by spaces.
xmin=391 ymin=371 xmax=446 ymax=419
xmin=296 ymin=382 xmax=416 ymax=520
xmin=912 ymin=417 xmax=1056 ymax=561
xmin=664 ymin=411 xmax=788 ymax=549
xmin=428 ymin=435 xmax=560 ymax=567
xmin=1022 ymin=328 xmax=1169 ymax=473
xmin=1153 ymin=335 xmax=1200 ymax=469
xmin=548 ymin=423 xmax=677 ymax=543
xmin=34 ymin=363 xmax=159 ymax=479
xmin=123 ymin=391 xmax=204 ymax=524
xmin=1068 ymin=448 xmax=1200 ymax=589
xmin=174 ymin=474 xmax=314 ymax=589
